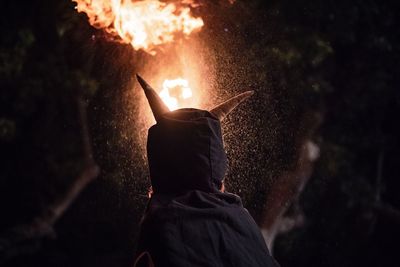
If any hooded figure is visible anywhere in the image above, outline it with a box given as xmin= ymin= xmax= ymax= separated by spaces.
xmin=134 ymin=75 xmax=279 ymax=267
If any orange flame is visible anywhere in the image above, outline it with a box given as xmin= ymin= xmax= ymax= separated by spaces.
xmin=73 ymin=0 xmax=204 ymax=54
xmin=160 ymin=78 xmax=193 ymax=110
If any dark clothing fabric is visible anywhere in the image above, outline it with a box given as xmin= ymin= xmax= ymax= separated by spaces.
xmin=135 ymin=190 xmax=279 ymax=267
xmin=140 ymin=108 xmax=278 ymax=266
xmin=147 ymin=109 xmax=227 ymax=194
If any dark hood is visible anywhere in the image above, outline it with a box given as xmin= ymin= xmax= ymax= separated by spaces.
xmin=147 ymin=108 xmax=227 ymax=194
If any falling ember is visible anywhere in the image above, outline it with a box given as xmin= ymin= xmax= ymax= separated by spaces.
xmin=160 ymin=78 xmax=193 ymax=111
xmin=72 ymin=0 xmax=204 ymax=54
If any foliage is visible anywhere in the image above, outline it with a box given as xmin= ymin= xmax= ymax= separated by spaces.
xmin=0 ymin=0 xmax=399 ymax=266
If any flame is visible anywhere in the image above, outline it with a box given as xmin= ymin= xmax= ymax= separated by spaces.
xmin=159 ymin=78 xmax=193 ymax=110
xmin=73 ymin=0 xmax=204 ymax=54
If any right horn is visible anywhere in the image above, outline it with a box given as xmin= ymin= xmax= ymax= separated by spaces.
xmin=209 ymin=91 xmax=254 ymax=121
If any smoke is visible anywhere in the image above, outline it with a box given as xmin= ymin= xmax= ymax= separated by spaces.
xmin=85 ymin=0 xmax=302 ymax=225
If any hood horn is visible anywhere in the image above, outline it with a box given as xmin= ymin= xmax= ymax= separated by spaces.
xmin=209 ymin=91 xmax=254 ymax=121
xmin=136 ymin=74 xmax=170 ymax=122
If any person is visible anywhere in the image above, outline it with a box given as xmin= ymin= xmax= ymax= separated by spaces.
xmin=134 ymin=74 xmax=279 ymax=267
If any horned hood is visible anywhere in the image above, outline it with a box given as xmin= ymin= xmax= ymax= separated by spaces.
xmin=137 ymin=74 xmax=252 ymax=195
xmin=147 ymin=108 xmax=226 ymax=194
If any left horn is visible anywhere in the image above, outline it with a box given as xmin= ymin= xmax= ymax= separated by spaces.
xmin=209 ymin=91 xmax=254 ymax=121
xmin=136 ymin=74 xmax=170 ymax=122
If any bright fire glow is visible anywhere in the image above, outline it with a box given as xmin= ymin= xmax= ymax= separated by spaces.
xmin=72 ymin=0 xmax=204 ymax=54
xmin=160 ymin=78 xmax=193 ymax=110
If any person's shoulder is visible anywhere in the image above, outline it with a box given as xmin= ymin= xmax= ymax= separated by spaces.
xmin=147 ymin=190 xmax=243 ymax=209
xmin=211 ymin=191 xmax=244 ymax=206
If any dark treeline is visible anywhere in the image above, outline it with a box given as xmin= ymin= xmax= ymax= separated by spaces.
xmin=0 ymin=0 xmax=399 ymax=266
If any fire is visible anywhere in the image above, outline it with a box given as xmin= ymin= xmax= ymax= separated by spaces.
xmin=73 ymin=0 xmax=204 ymax=54
xmin=159 ymin=78 xmax=193 ymax=110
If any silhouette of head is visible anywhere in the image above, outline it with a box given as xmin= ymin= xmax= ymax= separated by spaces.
xmin=137 ymin=74 xmax=253 ymax=195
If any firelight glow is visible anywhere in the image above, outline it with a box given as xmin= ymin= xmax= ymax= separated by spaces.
xmin=160 ymin=78 xmax=193 ymax=111
xmin=72 ymin=0 xmax=204 ymax=54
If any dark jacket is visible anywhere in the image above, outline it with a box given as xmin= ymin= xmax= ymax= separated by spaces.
xmin=135 ymin=190 xmax=279 ymax=267
xmin=135 ymin=109 xmax=278 ymax=267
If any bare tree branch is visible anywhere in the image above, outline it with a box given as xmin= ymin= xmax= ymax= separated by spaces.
xmin=0 ymin=97 xmax=99 ymax=263
xmin=260 ymin=112 xmax=323 ymax=252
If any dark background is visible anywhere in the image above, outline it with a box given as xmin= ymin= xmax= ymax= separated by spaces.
xmin=1 ymin=0 xmax=399 ymax=266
